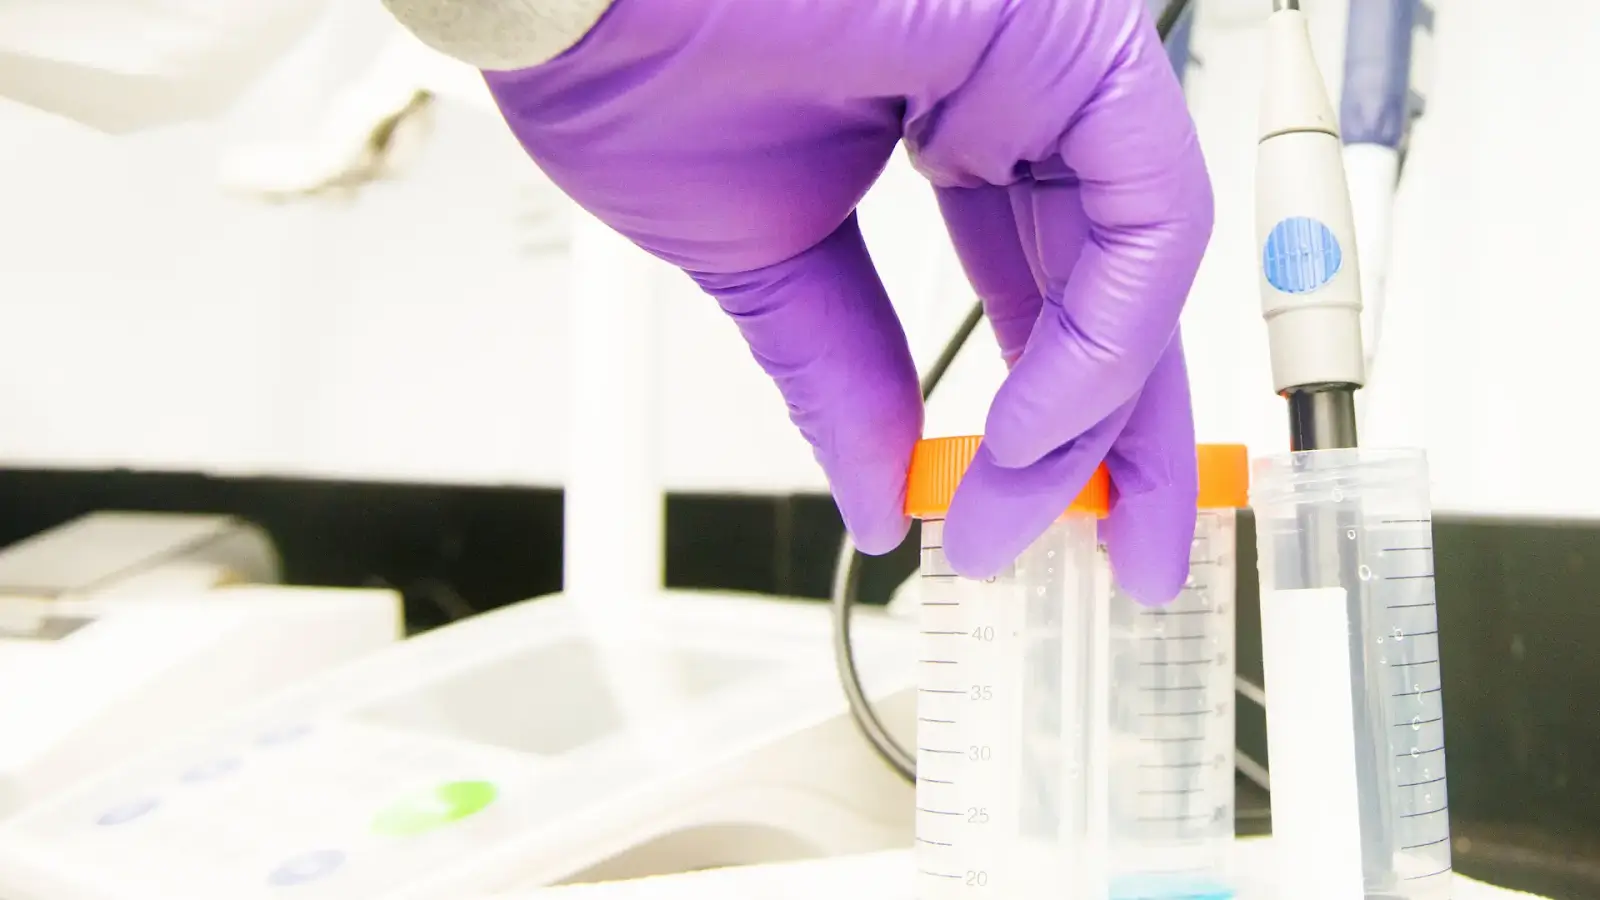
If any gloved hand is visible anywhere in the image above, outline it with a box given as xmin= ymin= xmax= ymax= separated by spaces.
xmin=383 ymin=0 xmax=1214 ymax=604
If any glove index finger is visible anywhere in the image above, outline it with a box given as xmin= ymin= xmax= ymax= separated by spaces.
xmin=692 ymin=212 xmax=923 ymax=556
xmin=1099 ymin=337 xmax=1199 ymax=606
xmin=982 ymin=25 xmax=1214 ymax=469
xmin=941 ymin=405 xmax=1131 ymax=581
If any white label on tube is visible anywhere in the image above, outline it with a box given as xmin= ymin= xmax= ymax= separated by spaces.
xmin=1260 ymin=587 xmax=1364 ymax=900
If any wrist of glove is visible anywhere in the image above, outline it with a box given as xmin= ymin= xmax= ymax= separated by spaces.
xmin=381 ymin=0 xmax=614 ymax=71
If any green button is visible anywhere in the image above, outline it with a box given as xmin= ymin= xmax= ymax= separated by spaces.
xmin=371 ymin=781 xmax=497 ymax=837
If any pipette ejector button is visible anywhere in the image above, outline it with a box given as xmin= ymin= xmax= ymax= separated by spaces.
xmin=1262 ymin=216 xmax=1343 ymax=294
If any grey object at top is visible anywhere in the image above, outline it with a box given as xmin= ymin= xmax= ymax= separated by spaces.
xmin=380 ymin=0 xmax=615 ymax=71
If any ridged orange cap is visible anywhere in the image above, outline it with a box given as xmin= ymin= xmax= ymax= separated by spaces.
xmin=904 ymin=436 xmax=1111 ymax=519
xmin=1196 ymin=444 xmax=1250 ymax=509
xmin=904 ymin=437 xmax=1252 ymax=518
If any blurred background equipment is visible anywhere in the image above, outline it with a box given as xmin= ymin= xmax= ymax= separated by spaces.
xmin=0 ymin=512 xmax=401 ymax=817
xmin=0 ymin=592 xmax=912 ymax=896
xmin=211 ymin=0 xmax=465 ymax=199
xmin=0 ymin=511 xmax=279 ymax=601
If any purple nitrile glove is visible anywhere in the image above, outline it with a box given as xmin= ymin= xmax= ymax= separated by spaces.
xmin=382 ymin=0 xmax=1214 ymax=604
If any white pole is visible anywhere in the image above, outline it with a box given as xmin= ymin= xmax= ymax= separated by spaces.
xmin=564 ymin=210 xmax=692 ymax=735
xmin=564 ymin=211 xmax=664 ymax=601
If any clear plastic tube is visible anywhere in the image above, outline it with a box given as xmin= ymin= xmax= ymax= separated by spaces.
xmin=1251 ymin=448 xmax=1450 ymax=900
xmin=1107 ymin=510 xmax=1238 ymax=900
xmin=913 ymin=514 xmax=1107 ymax=900
xmin=907 ymin=440 xmax=1245 ymax=900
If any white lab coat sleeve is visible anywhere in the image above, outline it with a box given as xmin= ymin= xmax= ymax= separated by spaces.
xmin=0 ymin=0 xmax=332 ymax=133
xmin=380 ymin=0 xmax=615 ymax=72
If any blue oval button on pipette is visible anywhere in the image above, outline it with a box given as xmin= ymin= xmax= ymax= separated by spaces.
xmin=1262 ymin=216 xmax=1342 ymax=294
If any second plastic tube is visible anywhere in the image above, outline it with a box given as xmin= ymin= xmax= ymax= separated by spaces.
xmin=1107 ymin=445 xmax=1248 ymax=900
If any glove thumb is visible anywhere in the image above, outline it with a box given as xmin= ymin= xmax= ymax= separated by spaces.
xmin=691 ymin=213 xmax=923 ymax=555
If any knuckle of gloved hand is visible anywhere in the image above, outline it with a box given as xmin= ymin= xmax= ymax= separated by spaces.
xmin=910 ymin=0 xmax=1189 ymax=194
xmin=909 ymin=3 xmax=1115 ymax=187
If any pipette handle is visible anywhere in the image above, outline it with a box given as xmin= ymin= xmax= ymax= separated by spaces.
xmin=1256 ymin=7 xmax=1366 ymax=400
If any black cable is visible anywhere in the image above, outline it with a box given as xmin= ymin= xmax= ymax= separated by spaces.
xmin=1155 ymin=0 xmax=1196 ymax=36
xmin=830 ymin=304 xmax=983 ymax=780
xmin=829 ymin=0 xmax=1199 ymax=785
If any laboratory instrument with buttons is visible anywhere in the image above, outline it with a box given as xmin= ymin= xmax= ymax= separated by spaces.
xmin=0 ymin=585 xmax=399 ymax=818
xmin=0 ymin=591 xmax=916 ymax=899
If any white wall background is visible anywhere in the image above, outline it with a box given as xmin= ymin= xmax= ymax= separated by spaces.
xmin=0 ymin=0 xmax=1593 ymax=516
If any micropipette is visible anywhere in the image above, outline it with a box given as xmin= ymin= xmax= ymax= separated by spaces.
xmin=1339 ymin=0 xmax=1426 ymax=387
xmin=1252 ymin=3 xmax=1453 ymax=899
